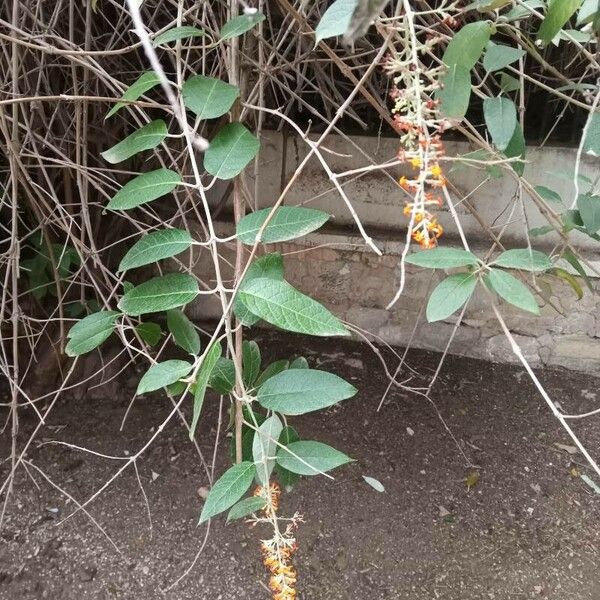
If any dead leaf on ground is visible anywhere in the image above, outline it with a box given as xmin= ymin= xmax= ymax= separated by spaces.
xmin=555 ymin=443 xmax=578 ymax=455
xmin=465 ymin=471 xmax=480 ymax=490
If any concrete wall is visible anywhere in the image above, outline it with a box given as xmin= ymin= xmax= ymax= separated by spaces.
xmin=191 ymin=132 xmax=600 ymax=373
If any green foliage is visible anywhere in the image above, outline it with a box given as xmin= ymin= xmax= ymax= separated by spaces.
xmin=167 ymin=309 xmax=201 ymax=355
xmin=405 ymin=247 xmax=478 ymax=269
xmin=219 ymin=13 xmax=265 ymax=40
xmin=209 ymin=357 xmax=236 ymax=394
xmin=437 ymin=64 xmax=471 ymax=119
xmin=483 ymin=97 xmax=517 ymax=151
xmin=441 ymin=21 xmax=491 ymax=69
xmin=101 ymin=120 xmax=167 ymax=164
xmin=275 ymin=426 xmax=301 ymax=488
xmin=118 ymin=273 xmax=199 ymax=316
xmin=107 ymin=169 xmax=181 ymax=211
xmin=118 ymin=229 xmax=192 ymax=271
xmin=106 ymin=72 xmax=161 ymax=118
xmin=65 ymin=311 xmax=120 ymax=357
xmin=257 ymin=369 xmax=357 ymax=415
xmin=253 ymin=414 xmax=283 ymax=486
xmin=426 ymin=273 xmax=477 ymax=322
xmin=255 ymin=359 xmax=290 ymax=388
xmin=199 ymin=461 xmax=256 ymax=523
xmin=236 ymin=206 xmax=330 ymax=244
xmin=577 ymin=193 xmax=600 ymax=234
xmin=242 ymin=340 xmax=261 ymax=387
xmin=239 ymin=278 xmax=349 ymax=337
xmin=276 ymin=441 xmax=353 ymax=476
xmin=483 ymin=42 xmax=526 ymax=72
xmin=485 ymin=269 xmax=539 ymax=314
xmin=227 ymin=496 xmax=266 ymax=522
xmin=504 ymin=124 xmax=526 ymax=176
xmin=137 ymin=359 xmax=193 ymax=395
xmin=135 ymin=321 xmax=162 ymax=346
xmin=182 ymin=76 xmax=240 ymax=120
xmin=492 ymin=249 xmax=552 ymax=271
xmin=204 ymin=123 xmax=260 ymax=180
xmin=315 ymin=0 xmax=358 ymax=43
xmin=153 ymin=26 xmax=205 ymax=47
xmin=534 ymin=186 xmax=562 ymax=205
xmin=537 ymin=0 xmax=583 ymax=44
xmin=190 ymin=343 xmax=222 ymax=440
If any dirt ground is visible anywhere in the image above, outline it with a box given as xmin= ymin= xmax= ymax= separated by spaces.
xmin=1 ymin=331 xmax=600 ymax=600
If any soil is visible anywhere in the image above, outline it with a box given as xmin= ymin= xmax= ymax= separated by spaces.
xmin=1 ymin=331 xmax=600 ymax=600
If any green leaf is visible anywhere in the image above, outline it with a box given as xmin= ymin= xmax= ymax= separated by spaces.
xmin=290 ymin=356 xmax=309 ymax=369
xmin=65 ymin=311 xmax=120 ymax=357
xmin=483 ymin=41 xmax=526 ymax=73
xmin=442 ymin=21 xmax=492 ymax=69
xmin=190 ymin=343 xmax=222 ymax=440
xmin=504 ymin=124 xmax=526 ymax=176
xmin=315 ymin=0 xmax=359 ymax=43
xmin=505 ymin=0 xmax=544 ymax=21
xmin=219 ymin=13 xmax=265 ymax=40
xmin=276 ymin=441 xmax=352 ymax=476
xmin=274 ymin=426 xmax=301 ymax=489
xmin=182 ymin=75 xmax=240 ymax=120
xmin=199 ymin=462 xmax=256 ymax=523
xmin=552 ymin=267 xmax=583 ymax=300
xmin=577 ymin=193 xmax=600 ymax=234
xmin=242 ymin=340 xmax=261 ymax=387
xmin=437 ymin=64 xmax=471 ymax=119
xmin=237 ymin=206 xmax=330 ymax=244
xmin=226 ymin=496 xmax=266 ymax=522
xmin=107 ymin=169 xmax=181 ymax=211
xmin=578 ymin=0 xmax=600 ymax=25
xmin=135 ymin=322 xmax=162 ymax=346
xmin=101 ymin=120 xmax=167 ymax=164
xmin=583 ymin=113 xmax=600 ymax=157
xmin=405 ymin=247 xmax=478 ymax=269
xmin=362 ymin=475 xmax=385 ymax=492
xmin=534 ymin=185 xmax=562 ymax=205
xmin=234 ymin=253 xmax=284 ymax=326
xmin=483 ymin=97 xmax=517 ymax=151
xmin=500 ymin=73 xmax=521 ymax=93
xmin=493 ymin=249 xmax=552 ymax=271
xmin=562 ymin=248 xmax=593 ymax=292
xmin=118 ymin=229 xmax=192 ymax=271
xmin=426 ymin=273 xmax=477 ymax=322
xmin=537 ymin=0 xmax=583 ymax=44
xmin=107 ymin=72 xmax=161 ymax=118
xmin=257 ymin=369 xmax=357 ymax=415
xmin=485 ymin=269 xmax=539 ymax=314
xmin=118 ymin=273 xmax=199 ymax=316
xmin=152 ymin=26 xmax=205 ymax=46
xmin=209 ymin=357 xmax=236 ymax=394
xmin=239 ymin=278 xmax=349 ymax=337
xmin=530 ymin=225 xmax=554 ymax=237
xmin=136 ymin=359 xmax=192 ymax=395
xmin=167 ymin=309 xmax=200 ymax=355
xmin=255 ymin=360 xmax=289 ymax=388
xmin=204 ymin=123 xmax=260 ymax=180
xmin=252 ymin=414 xmax=283 ymax=486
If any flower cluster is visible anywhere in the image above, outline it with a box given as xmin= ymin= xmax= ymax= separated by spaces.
xmin=252 ymin=482 xmax=301 ymax=600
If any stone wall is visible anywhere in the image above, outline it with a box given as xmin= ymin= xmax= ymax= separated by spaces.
xmin=189 ymin=132 xmax=600 ymax=374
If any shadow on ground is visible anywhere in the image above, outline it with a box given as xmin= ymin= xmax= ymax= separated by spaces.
xmin=1 ymin=331 xmax=599 ymax=599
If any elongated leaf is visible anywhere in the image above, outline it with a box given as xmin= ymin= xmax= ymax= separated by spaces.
xmin=534 ymin=185 xmax=562 ymax=204
xmin=483 ymin=41 xmax=526 ymax=72
xmin=190 ymin=343 xmax=222 ymax=440
xmin=101 ymin=120 xmax=167 ymax=164
xmin=204 ymin=123 xmax=259 ymax=180
xmin=274 ymin=426 xmax=300 ymax=489
xmin=199 ymin=461 xmax=256 ymax=523
xmin=135 ymin=322 xmax=162 ymax=346
xmin=562 ymin=248 xmax=593 ymax=292
xmin=167 ymin=308 xmax=200 ymax=355
xmin=578 ymin=193 xmax=600 ymax=234
xmin=500 ymin=73 xmax=521 ymax=93
xmin=255 ymin=359 xmax=289 ymax=388
xmin=253 ymin=414 xmax=283 ymax=486
xmin=234 ymin=253 xmax=284 ymax=326
xmin=257 ymin=369 xmax=357 ymax=415
xmin=237 ymin=206 xmax=329 ymax=244
xmin=405 ymin=247 xmax=478 ymax=269
xmin=182 ymin=75 xmax=239 ymax=120
xmin=209 ymin=357 xmax=236 ymax=394
xmin=219 ymin=13 xmax=265 ymax=40
xmin=437 ymin=64 xmax=471 ymax=119
xmin=504 ymin=124 xmax=526 ymax=176
xmin=118 ymin=273 xmax=199 ymax=316
xmin=107 ymin=169 xmax=181 ymax=211
xmin=65 ymin=311 xmax=120 ymax=357
xmin=118 ymin=229 xmax=192 ymax=271
xmin=538 ymin=0 xmax=583 ymax=44
xmin=107 ymin=72 xmax=161 ymax=118
xmin=426 ymin=273 xmax=477 ymax=322
xmin=242 ymin=340 xmax=261 ymax=387
xmin=315 ymin=0 xmax=359 ymax=43
xmin=276 ymin=441 xmax=352 ymax=476
xmin=239 ymin=277 xmax=348 ymax=337
xmin=485 ymin=269 xmax=539 ymax=314
xmin=506 ymin=0 xmax=545 ymax=21
xmin=290 ymin=356 xmax=309 ymax=369
xmin=442 ymin=21 xmax=491 ymax=69
xmin=153 ymin=26 xmax=205 ymax=46
xmin=226 ymin=496 xmax=266 ymax=522
xmin=583 ymin=113 xmax=600 ymax=157
xmin=493 ymin=249 xmax=552 ymax=271
xmin=552 ymin=267 xmax=583 ymax=300
xmin=483 ymin=97 xmax=517 ymax=151
xmin=363 ymin=475 xmax=385 ymax=492
xmin=137 ymin=359 xmax=192 ymax=395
